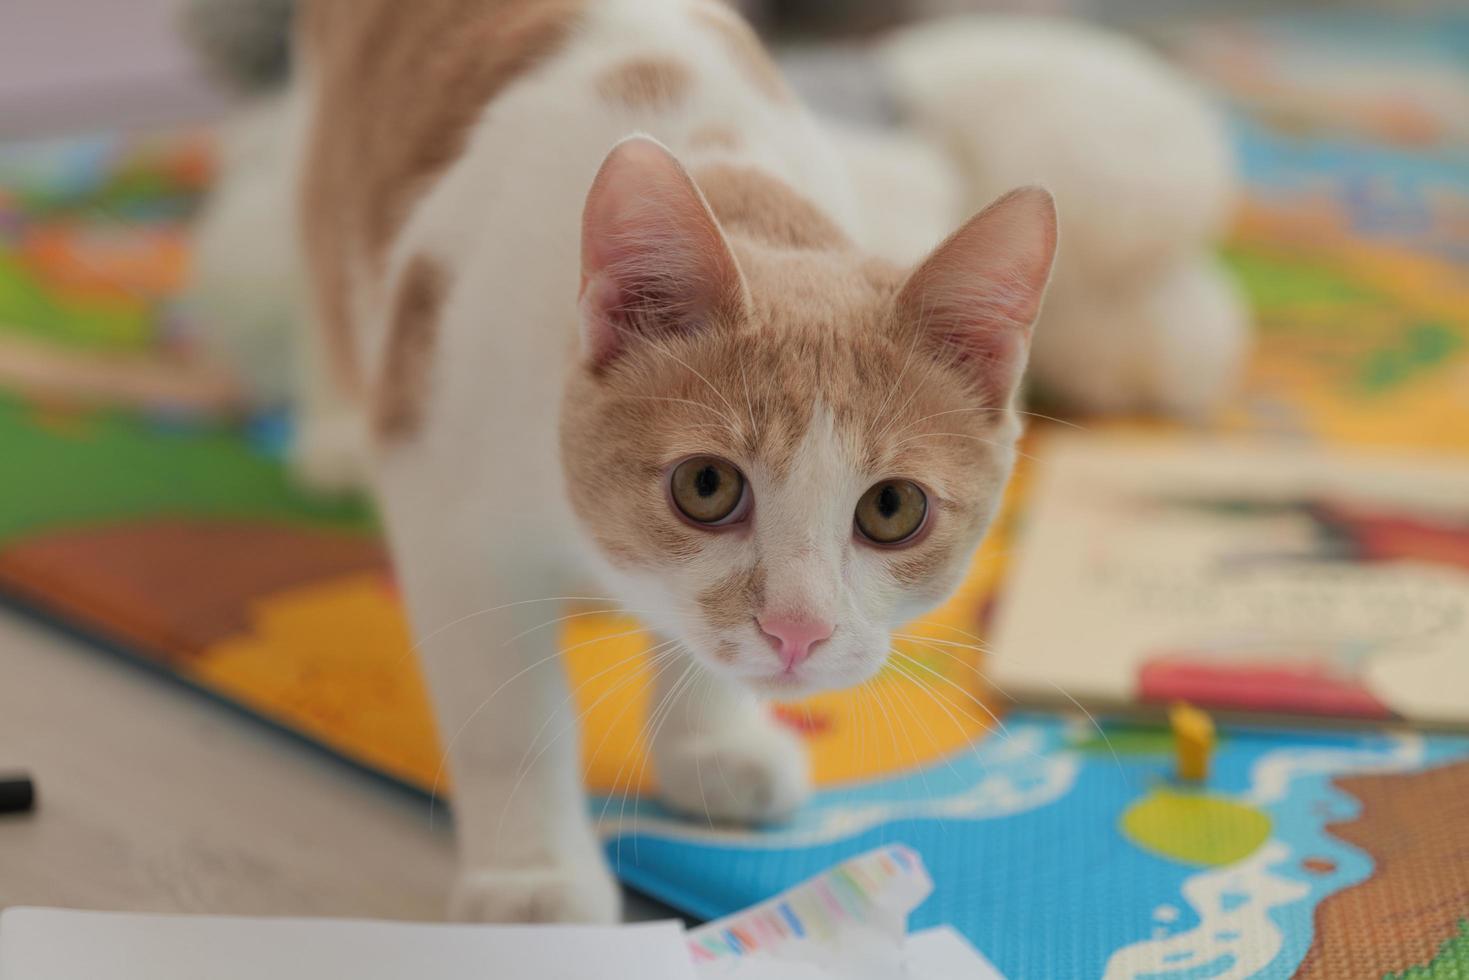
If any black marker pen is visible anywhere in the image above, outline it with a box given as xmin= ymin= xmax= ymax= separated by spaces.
xmin=0 ymin=773 xmax=35 ymax=814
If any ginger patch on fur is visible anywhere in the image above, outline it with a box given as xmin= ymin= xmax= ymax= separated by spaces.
xmin=699 ymin=564 xmax=767 ymax=630
xmin=299 ymin=0 xmax=582 ymax=391
xmin=694 ymin=164 xmax=849 ymax=250
xmin=690 ymin=125 xmax=741 ymax=151
xmin=691 ymin=3 xmax=790 ymax=103
xmin=374 ymin=256 xmax=448 ymax=441
xmin=597 ymin=57 xmax=694 ymax=110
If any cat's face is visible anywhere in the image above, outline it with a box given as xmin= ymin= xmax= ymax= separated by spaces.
xmin=561 ymin=138 xmax=1055 ymax=697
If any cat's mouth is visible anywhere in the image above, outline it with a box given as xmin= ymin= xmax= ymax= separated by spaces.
xmin=749 ymin=671 xmax=812 ymax=695
xmin=739 ymin=657 xmax=873 ymax=700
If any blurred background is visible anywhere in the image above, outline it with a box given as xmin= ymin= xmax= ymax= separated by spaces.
xmin=0 ymin=0 xmax=1466 ymax=968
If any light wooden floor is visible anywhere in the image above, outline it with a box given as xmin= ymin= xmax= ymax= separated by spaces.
xmin=0 ymin=609 xmax=672 ymax=922
xmin=0 ymin=609 xmax=456 ymax=919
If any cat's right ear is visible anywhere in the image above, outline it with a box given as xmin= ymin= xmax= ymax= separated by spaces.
xmin=895 ymin=186 xmax=1057 ymax=407
xmin=579 ymin=136 xmax=747 ymax=370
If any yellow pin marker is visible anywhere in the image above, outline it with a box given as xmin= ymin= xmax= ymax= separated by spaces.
xmin=1170 ymin=701 xmax=1215 ymax=783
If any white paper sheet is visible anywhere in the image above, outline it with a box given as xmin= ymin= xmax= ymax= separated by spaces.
xmin=904 ymin=927 xmax=1007 ymax=980
xmin=685 ymin=846 xmax=1006 ymax=979
xmin=0 ymin=909 xmax=697 ymax=980
xmin=0 ymin=847 xmax=1007 ymax=980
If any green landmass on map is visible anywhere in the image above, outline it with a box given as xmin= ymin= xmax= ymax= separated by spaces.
xmin=0 ymin=394 xmax=373 ymax=544
xmin=1385 ymin=920 xmax=1469 ymax=980
xmin=1222 ymin=246 xmax=1385 ymax=310
xmin=0 ymin=252 xmax=153 ymax=351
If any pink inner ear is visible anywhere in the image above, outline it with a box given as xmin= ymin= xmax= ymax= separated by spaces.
xmin=579 ymin=137 xmax=744 ymax=369
xmin=898 ymin=186 xmax=1057 ymax=403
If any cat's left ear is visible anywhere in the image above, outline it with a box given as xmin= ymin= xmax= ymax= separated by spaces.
xmin=896 ymin=186 xmax=1057 ymax=405
xmin=579 ymin=136 xmax=747 ymax=370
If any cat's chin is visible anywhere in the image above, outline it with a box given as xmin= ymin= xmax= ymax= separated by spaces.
xmin=734 ymin=661 xmax=886 ymax=701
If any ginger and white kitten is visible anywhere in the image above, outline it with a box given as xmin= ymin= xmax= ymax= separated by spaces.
xmin=206 ymin=0 xmax=1056 ymax=923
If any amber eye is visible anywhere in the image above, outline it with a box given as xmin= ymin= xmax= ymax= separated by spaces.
xmin=855 ymin=479 xmax=928 ymax=544
xmin=670 ymin=456 xmax=747 ymax=526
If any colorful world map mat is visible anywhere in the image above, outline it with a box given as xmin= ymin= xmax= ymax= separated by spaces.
xmin=1 ymin=9 xmax=1467 ymax=979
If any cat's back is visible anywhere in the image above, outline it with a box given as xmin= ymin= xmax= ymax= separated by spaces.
xmin=295 ymin=0 xmax=586 ymax=390
xmin=298 ymin=0 xmax=584 ymax=267
xmin=298 ymin=0 xmax=805 ymax=271
xmin=296 ymin=0 xmax=805 ymax=376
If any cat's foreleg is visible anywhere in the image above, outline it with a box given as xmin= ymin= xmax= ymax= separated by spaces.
xmin=649 ymin=654 xmax=810 ymax=825
xmin=401 ymin=552 xmax=620 ymax=923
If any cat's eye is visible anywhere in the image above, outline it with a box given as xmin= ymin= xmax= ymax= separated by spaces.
xmin=855 ymin=479 xmax=928 ymax=545
xmin=669 ymin=456 xmax=748 ymax=526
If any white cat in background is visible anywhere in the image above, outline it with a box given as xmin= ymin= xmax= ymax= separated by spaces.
xmin=184 ymin=0 xmax=1244 ymax=924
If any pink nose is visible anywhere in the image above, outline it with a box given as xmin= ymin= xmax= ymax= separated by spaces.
xmin=758 ymin=616 xmax=834 ymax=671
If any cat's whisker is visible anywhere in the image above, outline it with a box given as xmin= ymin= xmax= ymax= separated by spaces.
xmin=514 ymin=636 xmax=685 ymax=781
xmin=427 ymin=625 xmax=664 ymax=828
xmin=887 ymin=658 xmax=981 ymax=781
xmin=492 ymin=643 xmax=683 ymax=851
xmin=865 ymin=673 xmax=908 ymax=782
xmin=898 ymin=628 xmax=1128 ymax=782
xmin=893 ymin=646 xmax=1104 ymax=775
xmin=583 ymin=648 xmax=690 ymax=854
xmin=628 ymin=662 xmax=705 ymax=862
xmin=500 ymin=640 xmax=686 ymax=853
xmin=642 ymin=334 xmax=748 ymax=441
xmin=866 ymin=288 xmax=933 ymax=444
xmin=736 ymin=343 xmax=759 ymax=442
xmin=875 ymin=675 xmax=946 ymax=828
xmin=706 ymin=679 xmax=760 ymax=817
xmin=399 ymin=595 xmax=629 ymax=665
xmin=891 ymin=640 xmax=1010 ymax=737
xmin=403 ymin=596 xmax=701 ymax=669
xmin=501 ymin=609 xmax=664 ymax=647
xmin=622 ymin=394 xmax=742 ymax=435
xmin=871 ymin=671 xmax=945 ymax=822
xmin=882 ymin=655 xmax=997 ymax=784
xmin=696 ymin=679 xmax=740 ymax=827
xmin=613 ymin=658 xmax=697 ymax=871
xmin=690 ymin=672 xmax=716 ymax=831
xmin=888 ymin=405 xmax=1087 ymax=443
xmin=873 ymin=289 xmax=965 ymax=445
xmin=874 ymin=356 xmax=942 ymax=444
xmin=579 ymin=646 xmax=688 ymax=828
xmin=890 ymin=659 xmax=1008 ymax=760
xmin=590 ymin=647 xmax=689 ymax=832
xmin=888 ymin=430 xmax=1042 ymax=463
xmin=887 ymin=664 xmax=966 ymax=832
xmin=887 ymin=655 xmax=993 ymax=737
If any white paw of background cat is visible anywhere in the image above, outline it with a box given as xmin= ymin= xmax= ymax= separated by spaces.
xmin=291 ymin=412 xmax=370 ymax=495
xmin=449 ymin=860 xmax=622 ymax=924
xmin=654 ymin=716 xmax=811 ymax=825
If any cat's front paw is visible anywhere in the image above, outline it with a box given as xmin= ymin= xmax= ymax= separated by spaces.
xmin=654 ymin=716 xmax=810 ymax=825
xmin=448 ymin=861 xmax=621 ymax=924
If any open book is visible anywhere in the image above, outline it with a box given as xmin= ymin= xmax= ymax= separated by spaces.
xmin=991 ymin=435 xmax=1469 ymax=728
xmin=0 ymin=846 xmax=1002 ymax=979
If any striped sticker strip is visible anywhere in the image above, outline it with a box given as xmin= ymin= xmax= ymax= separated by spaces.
xmin=686 ymin=844 xmax=932 ymax=962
